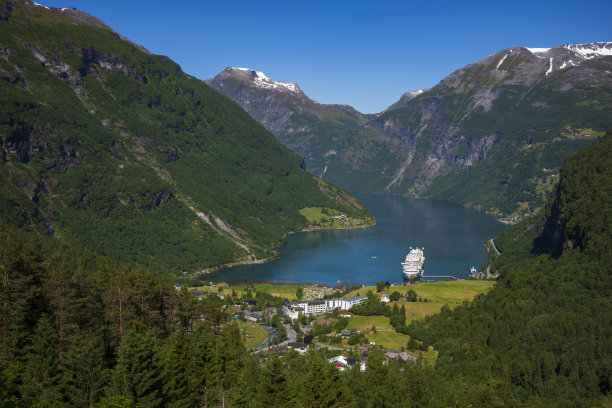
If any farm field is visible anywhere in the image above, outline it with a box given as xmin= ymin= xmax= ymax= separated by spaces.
xmin=408 ymin=280 xmax=495 ymax=303
xmin=343 ymin=280 xmax=494 ymax=303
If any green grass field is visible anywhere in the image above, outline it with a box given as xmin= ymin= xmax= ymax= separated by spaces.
xmin=299 ymin=207 xmax=368 ymax=229
xmin=408 ymin=281 xmax=495 ymax=303
xmin=236 ymin=321 xmax=268 ymax=349
xmin=344 ymin=280 xmax=494 ymax=303
xmin=395 ymin=302 xmax=447 ymax=323
xmin=192 ymin=282 xmax=305 ymax=300
xmin=347 ymin=315 xmax=393 ymax=331
xmin=364 ymin=330 xmax=410 ymax=350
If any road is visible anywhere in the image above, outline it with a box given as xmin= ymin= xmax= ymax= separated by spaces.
xmin=489 ymin=238 xmax=501 ymax=256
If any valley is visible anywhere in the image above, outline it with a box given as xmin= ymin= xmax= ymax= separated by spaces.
xmin=0 ymin=1 xmax=611 ymax=407
xmin=207 ymin=43 xmax=612 ymax=222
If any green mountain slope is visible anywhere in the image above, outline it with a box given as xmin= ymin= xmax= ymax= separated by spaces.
xmin=208 ymin=45 xmax=612 ymax=222
xmin=408 ymin=131 xmax=612 ymax=406
xmin=0 ymin=0 xmax=372 ymax=276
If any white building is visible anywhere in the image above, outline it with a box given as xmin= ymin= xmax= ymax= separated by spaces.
xmin=282 ymin=296 xmax=367 ymax=321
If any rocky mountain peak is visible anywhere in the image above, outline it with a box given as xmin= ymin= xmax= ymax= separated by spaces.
xmin=213 ymin=67 xmax=303 ymax=94
xmin=384 ymin=89 xmax=428 ymax=111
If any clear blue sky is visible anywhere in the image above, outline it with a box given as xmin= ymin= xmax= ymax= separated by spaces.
xmin=41 ymin=0 xmax=612 ymax=113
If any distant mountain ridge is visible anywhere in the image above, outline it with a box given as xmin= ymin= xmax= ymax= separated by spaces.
xmin=207 ymin=42 xmax=612 ymax=220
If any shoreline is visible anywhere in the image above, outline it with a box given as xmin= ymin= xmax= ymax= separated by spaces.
xmin=296 ymin=219 xmax=377 ymax=233
xmin=192 ymin=255 xmax=280 ymax=279
xmin=193 ymin=220 xmax=376 ymax=280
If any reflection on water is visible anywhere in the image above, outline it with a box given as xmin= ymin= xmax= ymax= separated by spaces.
xmin=207 ymin=194 xmax=506 ymax=286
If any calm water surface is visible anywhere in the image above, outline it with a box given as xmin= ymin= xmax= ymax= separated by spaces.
xmin=207 ymin=194 xmax=506 ymax=286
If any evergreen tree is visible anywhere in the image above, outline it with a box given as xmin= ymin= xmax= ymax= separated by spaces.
xmin=19 ymin=314 xmax=63 ymax=407
xmin=257 ymin=355 xmax=289 ymax=407
xmin=299 ymin=351 xmax=350 ymax=408
xmin=216 ymin=324 xmax=245 ymax=406
xmin=186 ymin=325 xmax=222 ymax=407
xmin=0 ymin=358 xmax=19 ymax=407
xmin=108 ymin=328 xmax=163 ymax=408
xmin=160 ymin=330 xmax=191 ymax=408
xmin=96 ymin=395 xmax=135 ymax=408
xmin=60 ymin=333 xmax=107 ymax=407
xmin=228 ymin=354 xmax=260 ymax=408
xmin=0 ymin=231 xmax=47 ymax=361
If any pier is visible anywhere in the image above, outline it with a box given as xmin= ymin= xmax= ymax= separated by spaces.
xmin=418 ymin=275 xmax=460 ymax=282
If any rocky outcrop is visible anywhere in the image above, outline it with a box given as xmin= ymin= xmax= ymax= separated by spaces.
xmin=533 ymin=184 xmax=565 ymax=257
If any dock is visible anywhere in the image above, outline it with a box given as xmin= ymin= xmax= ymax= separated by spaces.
xmin=418 ymin=275 xmax=460 ymax=282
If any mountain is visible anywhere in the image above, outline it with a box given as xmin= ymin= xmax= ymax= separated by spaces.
xmin=0 ymin=0 xmax=373 ymax=276
xmin=205 ymin=68 xmax=397 ymax=192
xmin=207 ymin=43 xmax=612 ymax=221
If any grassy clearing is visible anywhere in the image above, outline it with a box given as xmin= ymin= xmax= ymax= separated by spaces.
xmin=347 ymin=315 xmax=393 ymax=331
xmin=395 ymin=302 xmax=446 ymax=323
xmin=236 ymin=321 xmax=268 ymax=349
xmin=408 ymin=281 xmax=494 ymax=303
xmin=364 ymin=330 xmax=410 ymax=350
xmin=344 ymin=280 xmax=494 ymax=304
xmin=343 ymin=285 xmax=377 ymax=298
xmin=192 ymin=282 xmax=304 ymax=300
xmin=414 ymin=346 xmax=438 ymax=365
xmin=299 ymin=207 xmax=368 ymax=229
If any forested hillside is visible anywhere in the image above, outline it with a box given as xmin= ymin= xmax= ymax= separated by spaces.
xmin=1 ymin=133 xmax=609 ymax=407
xmin=408 ymin=130 xmax=612 ymax=406
xmin=0 ymin=0 xmax=372 ymax=276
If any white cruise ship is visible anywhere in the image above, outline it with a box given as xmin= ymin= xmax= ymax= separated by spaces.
xmin=402 ymin=247 xmax=425 ymax=280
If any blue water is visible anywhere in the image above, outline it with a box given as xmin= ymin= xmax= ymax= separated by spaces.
xmin=206 ymin=194 xmax=506 ymax=286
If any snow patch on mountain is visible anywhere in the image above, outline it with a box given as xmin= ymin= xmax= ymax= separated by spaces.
xmin=406 ymin=89 xmax=426 ymax=97
xmin=546 ymin=58 xmax=554 ymax=76
xmin=31 ymin=1 xmax=50 ymax=9
xmin=229 ymin=67 xmax=300 ymax=93
xmin=496 ymin=54 xmax=508 ymax=69
xmin=526 ymin=47 xmax=550 ymax=57
xmin=563 ymin=42 xmax=612 ymax=59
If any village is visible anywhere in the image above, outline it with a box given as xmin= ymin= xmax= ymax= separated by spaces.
xmin=184 ymin=280 xmax=495 ymax=369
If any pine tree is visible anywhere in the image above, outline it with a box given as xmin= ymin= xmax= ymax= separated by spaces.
xmin=228 ymin=354 xmax=260 ymax=408
xmin=0 ymin=231 xmax=46 ymax=360
xmin=108 ymin=328 xmax=163 ymax=408
xmin=186 ymin=326 xmax=222 ymax=407
xmin=217 ymin=323 xmax=245 ymax=406
xmin=299 ymin=351 xmax=349 ymax=408
xmin=19 ymin=314 xmax=63 ymax=407
xmin=257 ymin=355 xmax=289 ymax=407
xmin=161 ymin=330 xmax=191 ymax=408
xmin=60 ymin=332 xmax=107 ymax=407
